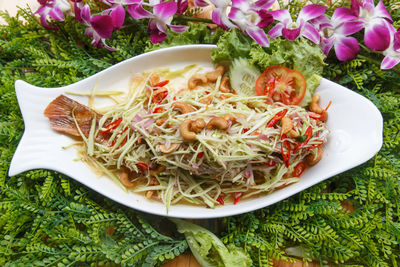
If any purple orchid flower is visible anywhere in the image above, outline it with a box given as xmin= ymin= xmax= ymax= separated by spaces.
xmin=128 ymin=1 xmax=188 ymax=44
xmin=228 ymin=0 xmax=274 ymax=46
xmin=268 ymin=4 xmax=327 ymax=44
xmin=313 ymin=7 xmax=364 ymax=61
xmin=35 ymin=0 xmax=71 ymax=29
xmin=350 ymin=0 xmax=393 ymax=51
xmin=101 ymin=0 xmax=141 ymax=30
xmin=381 ymin=25 xmax=400 ymax=69
xmin=194 ymin=0 xmax=236 ymax=29
xmin=74 ymin=3 xmax=116 ymax=50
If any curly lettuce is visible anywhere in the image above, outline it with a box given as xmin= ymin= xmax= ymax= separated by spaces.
xmin=212 ymin=29 xmax=326 ymax=106
xmin=171 ymin=219 xmax=252 ymax=267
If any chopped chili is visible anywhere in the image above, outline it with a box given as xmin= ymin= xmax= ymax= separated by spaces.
xmin=262 ymin=159 xmax=276 ymax=167
xmin=305 ymin=140 xmax=324 ymax=149
xmin=137 ymin=162 xmax=149 ymax=173
xmin=280 ymin=134 xmax=291 ymax=167
xmin=242 ymin=128 xmax=250 ymax=133
xmin=153 ymin=80 xmax=169 ymax=88
xmin=295 ymin=126 xmax=312 ymax=153
xmin=267 ymin=109 xmax=288 ymax=127
xmin=308 ymin=111 xmax=325 ymax=120
xmin=217 ymin=196 xmax=224 ymax=205
xmin=109 ymin=126 xmax=129 ymax=148
xmin=153 ymin=107 xmax=166 ymax=113
xmin=197 ymin=152 xmax=204 ymax=159
xmin=100 ymin=118 xmax=122 ymax=134
xmin=234 ymin=192 xmax=243 ymax=205
xmin=293 ymin=162 xmax=306 ymax=177
xmin=152 ymin=90 xmax=168 ymax=104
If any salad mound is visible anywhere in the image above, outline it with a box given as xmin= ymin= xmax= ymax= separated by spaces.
xmin=45 ymin=60 xmax=330 ymax=210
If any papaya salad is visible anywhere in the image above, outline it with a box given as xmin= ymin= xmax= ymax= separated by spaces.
xmin=44 ymin=59 xmax=330 ymax=209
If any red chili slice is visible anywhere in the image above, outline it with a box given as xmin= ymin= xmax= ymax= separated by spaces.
xmin=153 ymin=80 xmax=169 ymax=88
xmin=152 ymin=90 xmax=168 ymax=104
xmin=262 ymin=159 xmax=276 ymax=167
xmin=197 ymin=152 xmax=204 ymax=159
xmin=217 ymin=196 xmax=224 ymax=205
xmin=267 ymin=109 xmax=288 ymax=128
xmin=100 ymin=118 xmax=122 ymax=134
xmin=281 ymin=134 xmax=291 ymax=168
xmin=295 ymin=126 xmax=313 ymax=153
xmin=234 ymin=192 xmax=243 ymax=205
xmin=293 ymin=162 xmax=306 ymax=177
xmin=153 ymin=107 xmax=166 ymax=113
xmin=137 ymin=162 xmax=149 ymax=173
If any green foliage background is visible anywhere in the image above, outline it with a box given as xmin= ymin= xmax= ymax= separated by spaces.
xmin=1 ymin=2 xmax=399 ymax=266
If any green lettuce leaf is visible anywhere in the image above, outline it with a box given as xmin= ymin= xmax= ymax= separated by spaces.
xmin=212 ymin=31 xmax=326 ymax=106
xmin=171 ymin=219 xmax=252 ymax=267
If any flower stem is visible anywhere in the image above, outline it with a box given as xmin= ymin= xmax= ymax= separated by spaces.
xmin=174 ymin=15 xmax=213 ymax=24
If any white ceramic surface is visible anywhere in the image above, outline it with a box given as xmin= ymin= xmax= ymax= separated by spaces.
xmin=9 ymin=45 xmax=383 ymax=219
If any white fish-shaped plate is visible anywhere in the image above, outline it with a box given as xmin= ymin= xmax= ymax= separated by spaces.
xmin=9 ymin=45 xmax=383 ymax=219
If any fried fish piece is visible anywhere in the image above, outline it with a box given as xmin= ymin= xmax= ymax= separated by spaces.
xmin=44 ymin=95 xmax=101 ymax=137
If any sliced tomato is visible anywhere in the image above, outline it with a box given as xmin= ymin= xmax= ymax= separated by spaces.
xmin=255 ymin=66 xmax=307 ymax=105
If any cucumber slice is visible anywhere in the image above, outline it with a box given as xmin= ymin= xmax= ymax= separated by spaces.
xmin=229 ymin=58 xmax=261 ymax=97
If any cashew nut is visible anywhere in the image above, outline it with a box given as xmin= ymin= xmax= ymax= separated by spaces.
xmin=172 ymin=102 xmax=196 ymax=114
xmin=206 ymin=117 xmax=229 ymax=130
xmin=223 ymin=113 xmax=245 ymax=124
xmin=146 ymin=177 xmax=159 ymax=199
xmin=199 ymin=95 xmax=213 ymax=105
xmin=158 ymin=143 xmax=180 ymax=153
xmin=309 ymin=94 xmax=324 ymax=114
xmin=288 ymin=129 xmax=299 ymax=138
xmin=206 ymin=65 xmax=225 ymax=82
xmin=219 ymin=76 xmax=231 ymax=93
xmin=305 ymin=147 xmax=323 ymax=166
xmin=156 ymin=118 xmax=167 ymax=126
xmin=188 ymin=74 xmax=207 ymax=90
xmin=281 ymin=117 xmax=294 ymax=135
xmin=120 ymin=170 xmax=137 ymax=188
xmin=179 ymin=119 xmax=196 ymax=140
xmin=149 ymin=73 xmax=160 ymax=86
xmin=191 ymin=118 xmax=206 ymax=133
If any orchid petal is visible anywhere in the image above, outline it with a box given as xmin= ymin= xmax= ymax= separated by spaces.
xmin=282 ymin=26 xmax=301 ymax=41
xmin=332 ymin=7 xmax=358 ymax=22
xmin=40 ymin=14 xmax=56 ymax=30
xmin=257 ymin=10 xmax=273 ymax=28
xmin=154 ymin=1 xmax=177 ymax=20
xmin=169 ymin=24 xmax=189 ymax=33
xmin=268 ymin=23 xmax=283 ymax=39
xmin=298 ymin=4 xmax=327 ymax=22
xmin=35 ymin=6 xmax=47 ymax=15
xmin=177 ymin=0 xmax=188 ymax=14
xmin=155 ymin=20 xmax=167 ymax=33
xmin=362 ymin=0 xmax=375 ymax=12
xmin=320 ymin=37 xmax=334 ymax=56
xmin=350 ymin=0 xmax=361 ymax=17
xmin=74 ymin=1 xmax=83 ymax=23
xmin=394 ymin=29 xmax=400 ymax=51
xmin=110 ymin=5 xmax=125 ymax=30
xmin=246 ymin=27 xmax=269 ymax=46
xmin=150 ymin=30 xmax=167 ymax=44
xmin=232 ymin=0 xmax=249 ymax=10
xmin=334 ymin=36 xmax=360 ymax=61
xmin=381 ymin=55 xmax=400 ymax=69
xmin=228 ymin=7 xmax=241 ymax=21
xmin=194 ymin=0 xmax=209 ymax=7
xmin=337 ymin=20 xmax=364 ymax=36
xmin=252 ymin=0 xmax=275 ymax=10
xmin=374 ymin=0 xmax=392 ymax=22
xmin=269 ymin=9 xmax=291 ymax=23
xmin=81 ymin=5 xmax=92 ymax=23
xmin=48 ymin=6 xmax=65 ymax=21
xmin=122 ymin=0 xmax=142 ymax=4
xmin=364 ymin=19 xmax=391 ymax=51
xmin=302 ymin=23 xmax=320 ymax=44
xmin=211 ymin=9 xmax=223 ymax=26
xmin=90 ymin=15 xmax=114 ymax=39
xmin=127 ymin=4 xmax=152 ymax=19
